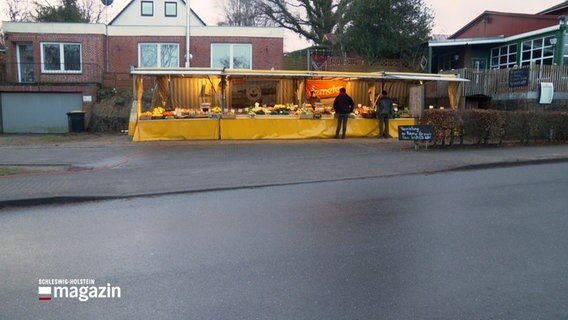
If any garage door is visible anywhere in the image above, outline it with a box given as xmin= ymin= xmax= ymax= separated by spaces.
xmin=1 ymin=93 xmax=83 ymax=133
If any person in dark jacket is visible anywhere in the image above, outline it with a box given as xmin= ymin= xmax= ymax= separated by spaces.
xmin=333 ymin=87 xmax=355 ymax=139
xmin=377 ymin=90 xmax=393 ymax=138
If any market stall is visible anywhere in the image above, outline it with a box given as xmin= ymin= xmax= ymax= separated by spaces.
xmin=129 ymin=68 xmax=467 ymax=141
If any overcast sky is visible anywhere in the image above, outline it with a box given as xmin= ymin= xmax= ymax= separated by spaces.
xmin=1 ymin=0 xmax=565 ymax=51
xmin=160 ymin=0 xmax=567 ymax=50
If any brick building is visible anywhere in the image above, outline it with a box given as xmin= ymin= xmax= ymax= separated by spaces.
xmin=427 ymin=2 xmax=568 ymax=110
xmin=0 ymin=0 xmax=284 ymax=133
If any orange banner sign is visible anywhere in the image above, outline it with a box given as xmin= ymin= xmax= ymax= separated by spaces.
xmin=306 ymin=80 xmax=347 ymax=99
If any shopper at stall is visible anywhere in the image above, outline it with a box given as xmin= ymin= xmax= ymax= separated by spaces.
xmin=308 ymin=90 xmax=320 ymax=108
xmin=377 ymin=90 xmax=393 ymax=138
xmin=333 ymin=87 xmax=355 ymax=139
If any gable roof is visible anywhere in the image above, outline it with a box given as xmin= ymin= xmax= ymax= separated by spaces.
xmin=430 ymin=24 xmax=560 ymax=48
xmin=109 ymin=0 xmax=206 ymax=25
xmin=538 ymin=1 xmax=568 ymax=15
xmin=449 ymin=11 xmax=558 ymax=39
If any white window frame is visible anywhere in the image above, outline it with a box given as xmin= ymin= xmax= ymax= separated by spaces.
xmin=210 ymin=43 xmax=252 ymax=69
xmin=490 ymin=44 xmax=517 ymax=69
xmin=165 ymin=2 xmax=177 ymax=17
xmin=141 ymin=1 xmax=153 ymax=16
xmin=520 ymin=36 xmax=555 ymax=66
xmin=138 ymin=43 xmax=180 ymax=68
xmin=40 ymin=42 xmax=82 ymax=73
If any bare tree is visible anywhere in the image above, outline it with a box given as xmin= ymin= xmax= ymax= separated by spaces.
xmin=78 ymin=0 xmax=105 ymax=23
xmin=219 ymin=0 xmax=274 ymax=27
xmin=6 ymin=0 xmax=34 ymax=21
xmin=258 ymin=0 xmax=353 ymax=45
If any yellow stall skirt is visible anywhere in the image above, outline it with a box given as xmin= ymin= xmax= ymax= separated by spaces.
xmin=132 ymin=117 xmax=416 ymax=141
xmin=133 ymin=119 xmax=220 ymax=142
xmin=389 ymin=118 xmax=417 ymax=139
xmin=220 ymin=118 xmax=380 ymax=139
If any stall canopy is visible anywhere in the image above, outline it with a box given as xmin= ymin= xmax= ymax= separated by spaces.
xmin=130 ymin=68 xmax=469 ymax=117
xmin=130 ymin=67 xmax=470 ymax=82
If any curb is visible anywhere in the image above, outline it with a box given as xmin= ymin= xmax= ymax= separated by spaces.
xmin=2 ymin=157 xmax=567 ymax=210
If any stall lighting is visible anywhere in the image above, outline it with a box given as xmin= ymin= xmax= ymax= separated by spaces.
xmin=429 ymin=105 xmax=434 ymax=109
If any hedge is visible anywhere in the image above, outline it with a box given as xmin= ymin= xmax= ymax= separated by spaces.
xmin=420 ymin=109 xmax=568 ymax=146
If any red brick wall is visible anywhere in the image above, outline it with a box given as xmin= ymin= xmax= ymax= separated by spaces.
xmin=191 ymin=36 xmax=283 ymax=69
xmin=5 ymin=33 xmax=105 ymax=82
xmin=107 ymin=35 xmax=283 ymax=71
xmin=107 ymin=36 xmax=185 ymax=73
xmin=3 ymin=31 xmax=283 ymax=88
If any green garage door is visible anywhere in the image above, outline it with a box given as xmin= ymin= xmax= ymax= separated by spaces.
xmin=1 ymin=93 xmax=83 ymax=133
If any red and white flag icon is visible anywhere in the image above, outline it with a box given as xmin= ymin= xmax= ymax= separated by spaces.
xmin=38 ymin=286 xmax=52 ymax=301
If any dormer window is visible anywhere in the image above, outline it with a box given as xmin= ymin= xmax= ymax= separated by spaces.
xmin=165 ymin=2 xmax=177 ymax=17
xmin=141 ymin=1 xmax=153 ymax=16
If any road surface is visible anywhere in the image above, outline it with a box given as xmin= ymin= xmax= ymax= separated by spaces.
xmin=1 ymin=163 xmax=567 ymax=319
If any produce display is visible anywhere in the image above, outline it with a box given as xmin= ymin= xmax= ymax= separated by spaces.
xmin=139 ymin=102 xmax=392 ymax=120
xmin=139 ymin=107 xmax=217 ymax=120
xmin=355 ymin=106 xmax=377 ymax=119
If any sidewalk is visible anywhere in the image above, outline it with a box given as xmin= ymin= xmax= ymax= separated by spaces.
xmin=1 ymin=134 xmax=567 ymax=208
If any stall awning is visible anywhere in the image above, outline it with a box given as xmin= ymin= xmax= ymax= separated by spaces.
xmin=130 ymin=67 xmax=225 ymax=77
xmin=383 ymin=72 xmax=469 ymax=82
xmin=130 ymin=68 xmax=469 ymax=83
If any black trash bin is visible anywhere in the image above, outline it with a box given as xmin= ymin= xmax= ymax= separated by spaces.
xmin=67 ymin=111 xmax=86 ymax=133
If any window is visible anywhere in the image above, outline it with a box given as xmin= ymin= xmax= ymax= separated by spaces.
xmin=141 ymin=1 xmax=153 ymax=16
xmin=471 ymin=59 xmax=486 ymax=71
xmin=165 ymin=2 xmax=177 ymax=17
xmin=211 ymin=44 xmax=252 ymax=69
xmin=41 ymin=43 xmax=81 ymax=73
xmin=520 ymin=36 xmax=555 ymax=66
xmin=139 ymin=43 xmax=179 ymax=67
xmin=490 ymin=44 xmax=517 ymax=69
xmin=436 ymin=53 xmax=458 ymax=71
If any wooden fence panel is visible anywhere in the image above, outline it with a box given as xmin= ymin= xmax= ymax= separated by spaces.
xmin=442 ymin=65 xmax=568 ymax=97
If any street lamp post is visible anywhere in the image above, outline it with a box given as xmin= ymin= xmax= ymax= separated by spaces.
xmin=185 ymin=0 xmax=191 ymax=67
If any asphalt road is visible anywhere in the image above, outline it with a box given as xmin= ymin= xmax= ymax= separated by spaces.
xmin=1 ymin=163 xmax=567 ymax=319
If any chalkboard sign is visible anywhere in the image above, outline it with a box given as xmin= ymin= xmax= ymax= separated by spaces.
xmin=398 ymin=125 xmax=433 ymax=141
xmin=509 ymin=68 xmax=529 ymax=87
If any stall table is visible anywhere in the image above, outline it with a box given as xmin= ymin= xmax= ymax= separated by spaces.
xmin=220 ymin=117 xmax=375 ymax=139
xmin=133 ymin=118 xmax=220 ymax=141
xmin=131 ymin=116 xmax=416 ymax=141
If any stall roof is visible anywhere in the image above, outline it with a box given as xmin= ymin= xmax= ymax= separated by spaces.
xmin=131 ymin=68 xmax=469 ymax=82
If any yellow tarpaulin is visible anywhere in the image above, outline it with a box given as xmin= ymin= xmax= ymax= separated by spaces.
xmin=131 ymin=117 xmax=416 ymax=141
xmin=219 ymin=118 xmax=416 ymax=140
xmin=448 ymin=82 xmax=461 ymax=109
xmin=133 ymin=119 xmax=220 ymax=142
xmin=220 ymin=118 xmax=375 ymax=139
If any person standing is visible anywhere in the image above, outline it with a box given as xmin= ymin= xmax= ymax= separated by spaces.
xmin=377 ymin=90 xmax=393 ymax=138
xmin=333 ymin=87 xmax=355 ymax=139
xmin=308 ymin=90 xmax=320 ymax=108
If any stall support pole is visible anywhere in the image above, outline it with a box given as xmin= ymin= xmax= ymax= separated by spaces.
xmin=220 ymin=75 xmax=226 ymax=111
xmin=135 ymin=75 xmax=144 ymax=115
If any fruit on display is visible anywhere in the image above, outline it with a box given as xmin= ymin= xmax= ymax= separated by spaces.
xmin=244 ymin=103 xmax=298 ymax=115
xmin=211 ymin=106 xmax=222 ymax=114
xmin=139 ymin=111 xmax=153 ymax=120
xmin=152 ymin=107 xmax=165 ymax=117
